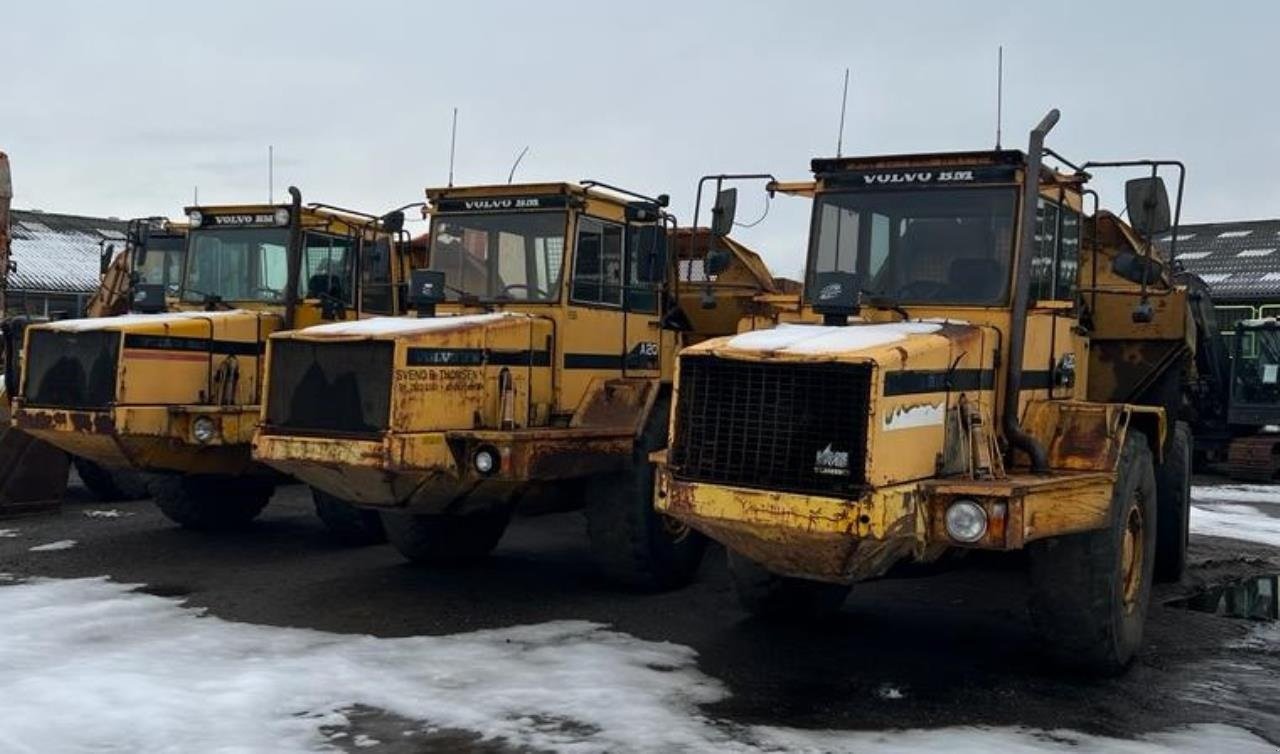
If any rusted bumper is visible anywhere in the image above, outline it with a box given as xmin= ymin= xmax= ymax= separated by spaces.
xmin=11 ymin=404 xmax=258 ymax=475
xmin=253 ymin=427 xmax=635 ymax=511
xmin=654 ymin=457 xmax=1116 ymax=584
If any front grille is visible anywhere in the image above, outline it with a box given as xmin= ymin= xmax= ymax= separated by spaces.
xmin=670 ymin=356 xmax=871 ymax=497
xmin=23 ymin=330 xmax=120 ymax=409
xmin=265 ymin=339 xmax=394 ymax=435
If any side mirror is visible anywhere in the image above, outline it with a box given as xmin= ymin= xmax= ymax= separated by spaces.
xmin=100 ymin=243 xmax=115 ymax=275
xmin=1125 ymin=176 xmax=1172 ymax=236
xmin=381 ymin=210 xmax=406 ymax=234
xmin=410 ymin=268 xmax=446 ymax=318
xmin=132 ymin=224 xmax=152 ymax=268
xmin=633 ymin=226 xmax=667 ymax=283
xmin=710 ymin=188 xmax=737 ymax=237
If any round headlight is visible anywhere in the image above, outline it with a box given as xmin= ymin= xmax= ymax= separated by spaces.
xmin=473 ymin=448 xmax=496 ymax=475
xmin=187 ymin=210 xmax=203 ymax=227
xmin=944 ymin=499 xmax=988 ymax=543
xmin=192 ymin=416 xmax=217 ymax=444
xmin=273 ymin=207 xmax=290 ymax=226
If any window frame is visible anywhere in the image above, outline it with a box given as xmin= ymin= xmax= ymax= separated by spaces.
xmin=570 ymin=214 xmax=628 ymax=310
xmin=427 ymin=210 xmax=569 ymax=304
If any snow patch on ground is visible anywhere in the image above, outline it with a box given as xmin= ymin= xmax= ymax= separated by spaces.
xmin=726 ymin=321 xmax=943 ymax=355
xmin=84 ymin=509 xmax=131 ymax=519
xmin=0 ymin=577 xmax=1273 ymax=753
xmin=1191 ymin=485 xmax=1280 ymax=547
xmin=0 ymin=528 xmax=19 ymax=538
xmin=27 ymin=539 xmax=76 ymax=552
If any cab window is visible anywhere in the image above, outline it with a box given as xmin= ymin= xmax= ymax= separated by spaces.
xmin=1031 ymin=199 xmax=1080 ymax=302
xmin=571 ymin=217 xmax=624 ymax=306
xmin=361 ymin=237 xmax=394 ymax=314
xmin=303 ymin=233 xmax=356 ymax=305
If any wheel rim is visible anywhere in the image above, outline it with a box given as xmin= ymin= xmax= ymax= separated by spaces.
xmin=1120 ymin=499 xmax=1146 ymax=612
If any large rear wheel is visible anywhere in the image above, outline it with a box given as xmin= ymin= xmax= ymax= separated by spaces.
xmin=728 ymin=551 xmax=850 ymax=621
xmin=73 ymin=457 xmax=150 ymax=502
xmin=1028 ymin=431 xmax=1157 ymax=675
xmin=151 ymin=475 xmax=273 ymax=531
xmin=311 ymin=487 xmax=386 ymax=546
xmin=584 ymin=395 xmax=707 ymax=590
xmin=381 ymin=509 xmax=510 ymax=564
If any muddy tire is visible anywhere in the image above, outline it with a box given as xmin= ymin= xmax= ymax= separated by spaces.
xmin=584 ymin=395 xmax=707 ymax=591
xmin=381 ymin=509 xmax=509 ymax=564
xmin=728 ymin=551 xmax=850 ymax=620
xmin=73 ymin=457 xmax=150 ymax=501
xmin=312 ymin=488 xmax=386 ymax=546
xmin=151 ymin=475 xmax=273 ymax=531
xmin=1154 ymin=421 xmax=1191 ymax=583
xmin=1028 ymin=431 xmax=1157 ymax=675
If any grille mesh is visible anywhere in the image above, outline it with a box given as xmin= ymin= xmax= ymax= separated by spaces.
xmin=265 ymin=339 xmax=393 ymax=435
xmin=670 ymin=356 xmax=871 ymax=497
xmin=23 ymin=330 xmax=120 ymax=409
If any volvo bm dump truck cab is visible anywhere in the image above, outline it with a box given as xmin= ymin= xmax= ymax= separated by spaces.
xmin=655 ymin=111 xmax=1195 ymax=673
xmin=253 ymin=181 xmax=779 ymax=588
xmin=12 ymin=192 xmax=409 ymax=536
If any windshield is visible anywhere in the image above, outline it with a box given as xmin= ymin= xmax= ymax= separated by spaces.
xmin=1233 ymin=326 xmax=1280 ymax=406
xmin=182 ymin=228 xmax=289 ymax=304
xmin=429 ymin=212 xmax=566 ymax=302
xmin=806 ymin=187 xmax=1017 ymax=306
xmin=136 ymin=236 xmax=185 ymax=295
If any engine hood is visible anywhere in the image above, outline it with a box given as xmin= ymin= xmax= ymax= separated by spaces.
xmin=286 ymin=312 xmax=529 ymax=342
xmin=694 ymin=320 xmax=975 ymax=365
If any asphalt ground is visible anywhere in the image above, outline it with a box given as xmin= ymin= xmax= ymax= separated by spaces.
xmin=1 ymin=479 xmax=1277 ymax=749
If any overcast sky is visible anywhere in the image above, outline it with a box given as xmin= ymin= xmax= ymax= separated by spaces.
xmin=3 ymin=1 xmax=1277 ymax=278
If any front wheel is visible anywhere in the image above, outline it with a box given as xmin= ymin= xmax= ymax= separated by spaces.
xmin=151 ymin=475 xmax=273 ymax=531
xmin=1028 ymin=431 xmax=1157 ymax=675
xmin=381 ymin=509 xmax=510 ymax=564
xmin=312 ymin=488 xmax=386 ymax=546
xmin=73 ymin=457 xmax=150 ymax=501
xmin=728 ymin=551 xmax=850 ymax=621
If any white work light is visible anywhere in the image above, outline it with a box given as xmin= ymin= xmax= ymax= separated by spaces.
xmin=944 ymin=499 xmax=988 ymax=543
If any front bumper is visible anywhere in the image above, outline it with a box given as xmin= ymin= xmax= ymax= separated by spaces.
xmin=12 ymin=403 xmax=258 ymax=475
xmin=253 ymin=427 xmax=635 ymax=510
xmin=654 ymin=456 xmax=1116 ymax=583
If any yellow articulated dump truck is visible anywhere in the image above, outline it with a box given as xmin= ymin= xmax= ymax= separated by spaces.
xmin=655 ymin=110 xmax=1198 ymax=673
xmin=11 ymin=189 xmax=411 ymax=539
xmin=253 ymin=180 xmax=779 ymax=588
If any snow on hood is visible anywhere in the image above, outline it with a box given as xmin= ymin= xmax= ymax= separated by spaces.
xmin=40 ymin=310 xmax=260 ymax=332
xmin=725 ymin=322 xmax=944 ymax=355
xmin=298 ymin=312 xmax=525 ymax=337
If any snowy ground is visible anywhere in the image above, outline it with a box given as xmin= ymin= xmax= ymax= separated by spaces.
xmin=0 ymin=575 xmax=1273 ymax=754
xmin=1191 ymin=484 xmax=1280 ymax=548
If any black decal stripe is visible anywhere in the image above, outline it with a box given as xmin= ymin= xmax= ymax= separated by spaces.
xmin=564 ymin=353 xmax=624 ymax=370
xmin=1020 ymin=370 xmax=1055 ymax=390
xmin=123 ymin=334 xmax=262 ymax=356
xmin=405 ymin=348 xmax=552 ymax=367
xmin=883 ymin=368 xmax=995 ymax=396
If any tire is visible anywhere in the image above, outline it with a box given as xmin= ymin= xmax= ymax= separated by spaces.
xmin=151 ymin=475 xmax=273 ymax=531
xmin=381 ymin=509 xmax=509 ymax=564
xmin=584 ymin=395 xmax=708 ymax=591
xmin=1154 ymin=421 xmax=1191 ymax=583
xmin=73 ymin=457 xmax=150 ymax=501
xmin=728 ymin=551 xmax=850 ymax=621
xmin=312 ymin=487 xmax=386 ymax=546
xmin=1028 ymin=431 xmax=1157 ymax=675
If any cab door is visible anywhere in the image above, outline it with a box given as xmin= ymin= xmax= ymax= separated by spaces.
xmin=621 ymin=223 xmax=665 ymax=377
xmin=560 ymin=215 xmax=629 ymax=410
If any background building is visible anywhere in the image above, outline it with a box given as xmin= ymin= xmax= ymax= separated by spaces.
xmin=6 ymin=210 xmax=125 ymax=318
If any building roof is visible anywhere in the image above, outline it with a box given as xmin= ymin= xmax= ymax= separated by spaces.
xmin=8 ymin=210 xmax=126 ymax=294
xmin=1162 ymin=219 xmax=1280 ymax=304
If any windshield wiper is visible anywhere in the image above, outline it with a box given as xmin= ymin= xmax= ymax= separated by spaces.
xmin=861 ymin=290 xmax=910 ymax=321
xmin=444 ymin=284 xmax=481 ymax=305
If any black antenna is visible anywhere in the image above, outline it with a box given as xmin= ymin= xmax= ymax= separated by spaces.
xmin=836 ymin=68 xmax=850 ymax=157
xmin=448 ymin=108 xmax=458 ymax=188
xmin=508 ymin=146 xmax=529 ymax=184
xmin=268 ymin=145 xmax=274 ymax=204
xmin=995 ymin=46 xmax=1004 ymax=150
